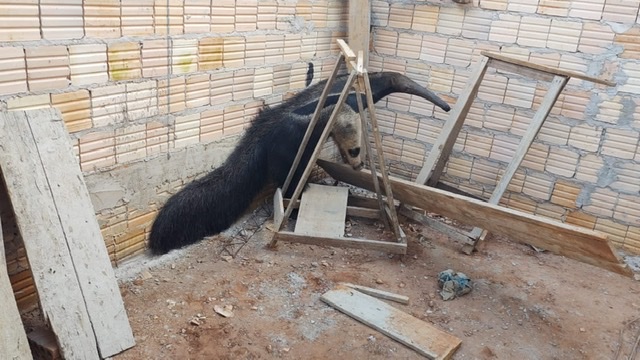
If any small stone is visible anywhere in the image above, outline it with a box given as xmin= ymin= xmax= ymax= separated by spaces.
xmin=311 ymin=262 xmax=319 ymax=267
xmin=170 ymin=264 xmax=176 ymax=270
xmin=579 ymin=327 xmax=586 ymax=332
xmin=321 ymin=260 xmax=329 ymax=267
xmin=133 ymin=278 xmax=144 ymax=286
xmin=282 ymin=347 xmax=290 ymax=353
xmin=428 ymin=300 xmax=435 ymax=308
xmin=251 ymin=306 xmax=258 ymax=310
xmin=214 ymin=304 xmax=234 ymax=318
xmin=399 ymin=282 xmax=406 ymax=288
xmin=376 ymin=279 xmax=384 ymax=284
xmin=502 ymin=325 xmax=509 ymax=330
xmin=190 ymin=318 xmax=201 ymax=326
xmin=221 ymin=255 xmax=233 ymax=262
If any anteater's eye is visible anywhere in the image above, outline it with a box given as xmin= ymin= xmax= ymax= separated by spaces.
xmin=348 ymin=147 xmax=361 ymax=157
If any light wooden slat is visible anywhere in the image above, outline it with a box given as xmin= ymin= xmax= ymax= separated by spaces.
xmin=0 ymin=216 xmax=33 ymax=360
xmin=25 ymin=109 xmax=135 ymax=358
xmin=355 ymin=75 xmax=388 ymax=228
xmin=274 ymin=231 xmax=407 ymax=254
xmin=489 ymin=58 xmax=555 ymax=82
xmin=363 ymin=72 xmax=403 ymax=241
xmin=0 ymin=111 xmax=100 ymax=359
xmin=415 ymin=56 xmax=490 ymax=186
xmin=339 ymin=282 xmax=410 ymax=304
xmin=318 ymin=160 xmax=632 ymax=277
xmin=295 ymin=184 xmax=348 ymax=237
xmin=348 ymin=0 xmax=370 ymax=69
xmin=321 ymin=286 xmax=461 ymax=360
xmin=274 ymin=188 xmax=284 ymax=229
xmin=482 ymin=51 xmax=616 ymax=86
xmin=467 ymin=76 xmax=569 ymax=242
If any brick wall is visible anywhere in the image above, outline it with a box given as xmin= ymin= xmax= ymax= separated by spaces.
xmin=0 ymin=0 xmax=347 ymax=310
xmin=369 ymin=0 xmax=640 ymax=253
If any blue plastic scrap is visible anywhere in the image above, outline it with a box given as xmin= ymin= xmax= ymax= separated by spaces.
xmin=437 ymin=269 xmax=472 ymax=301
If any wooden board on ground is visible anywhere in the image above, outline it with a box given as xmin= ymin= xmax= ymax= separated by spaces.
xmin=295 ymin=184 xmax=348 ymax=238
xmin=321 ymin=286 xmax=461 ymax=360
xmin=0 ymin=216 xmax=33 ymax=360
xmin=318 ymin=160 xmax=632 ymax=277
xmin=0 ymin=109 xmax=135 ymax=359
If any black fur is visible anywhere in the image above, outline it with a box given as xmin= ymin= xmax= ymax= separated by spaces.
xmin=148 ymin=72 xmax=450 ymax=255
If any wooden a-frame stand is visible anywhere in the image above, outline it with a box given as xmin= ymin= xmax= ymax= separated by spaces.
xmin=404 ymin=51 xmax=616 ymax=255
xmin=268 ymin=40 xmax=407 ymax=254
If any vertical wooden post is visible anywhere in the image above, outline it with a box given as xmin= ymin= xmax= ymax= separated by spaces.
xmin=348 ymin=0 xmax=370 ymax=70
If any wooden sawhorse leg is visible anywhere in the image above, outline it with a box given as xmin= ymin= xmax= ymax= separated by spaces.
xmin=462 ymin=75 xmax=569 ymax=253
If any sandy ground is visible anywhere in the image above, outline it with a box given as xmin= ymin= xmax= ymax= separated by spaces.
xmin=108 ymin=199 xmax=640 ymax=360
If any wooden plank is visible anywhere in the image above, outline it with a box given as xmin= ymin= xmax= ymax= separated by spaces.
xmin=0 ymin=216 xmax=33 ymax=360
xmin=489 ymin=58 xmax=555 ymax=82
xmin=482 ymin=51 xmax=615 ymax=86
xmin=318 ymin=160 xmax=633 ymax=277
xmin=416 ymin=56 xmax=490 ymax=186
xmin=25 ymin=109 xmax=135 ymax=358
xmin=339 ymin=282 xmax=410 ymax=305
xmin=275 ymin=231 xmax=407 ymax=254
xmin=321 ymin=287 xmax=461 ymax=360
xmin=467 ymin=75 xmax=569 ymax=243
xmin=295 ymin=184 xmax=348 ymax=237
xmin=346 ymin=206 xmax=381 ymax=219
xmin=348 ymin=0 xmax=370 ymax=69
xmin=0 ymin=111 xmax=100 ymax=359
xmin=274 ymin=188 xmax=284 ymax=229
xmin=399 ymin=206 xmax=475 ymax=246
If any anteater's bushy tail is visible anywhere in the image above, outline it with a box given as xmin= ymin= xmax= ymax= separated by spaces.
xmin=148 ymin=138 xmax=268 ymax=255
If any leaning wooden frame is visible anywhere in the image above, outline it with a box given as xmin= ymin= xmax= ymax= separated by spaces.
xmin=268 ymin=39 xmax=407 ymax=255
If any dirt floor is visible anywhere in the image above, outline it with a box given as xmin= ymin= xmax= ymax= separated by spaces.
xmin=110 ymin=199 xmax=640 ymax=360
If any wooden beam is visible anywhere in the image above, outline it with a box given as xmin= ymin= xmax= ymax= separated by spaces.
xmin=321 ymin=287 xmax=461 ymax=360
xmin=318 ymin=160 xmax=633 ymax=277
xmin=415 ymin=56 xmax=490 ymax=186
xmin=0 ymin=216 xmax=33 ymax=360
xmin=348 ymin=0 xmax=370 ymax=69
xmin=482 ymin=51 xmax=616 ymax=86
xmin=274 ymin=231 xmax=407 ymax=254
xmin=398 ymin=206 xmax=475 ymax=246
